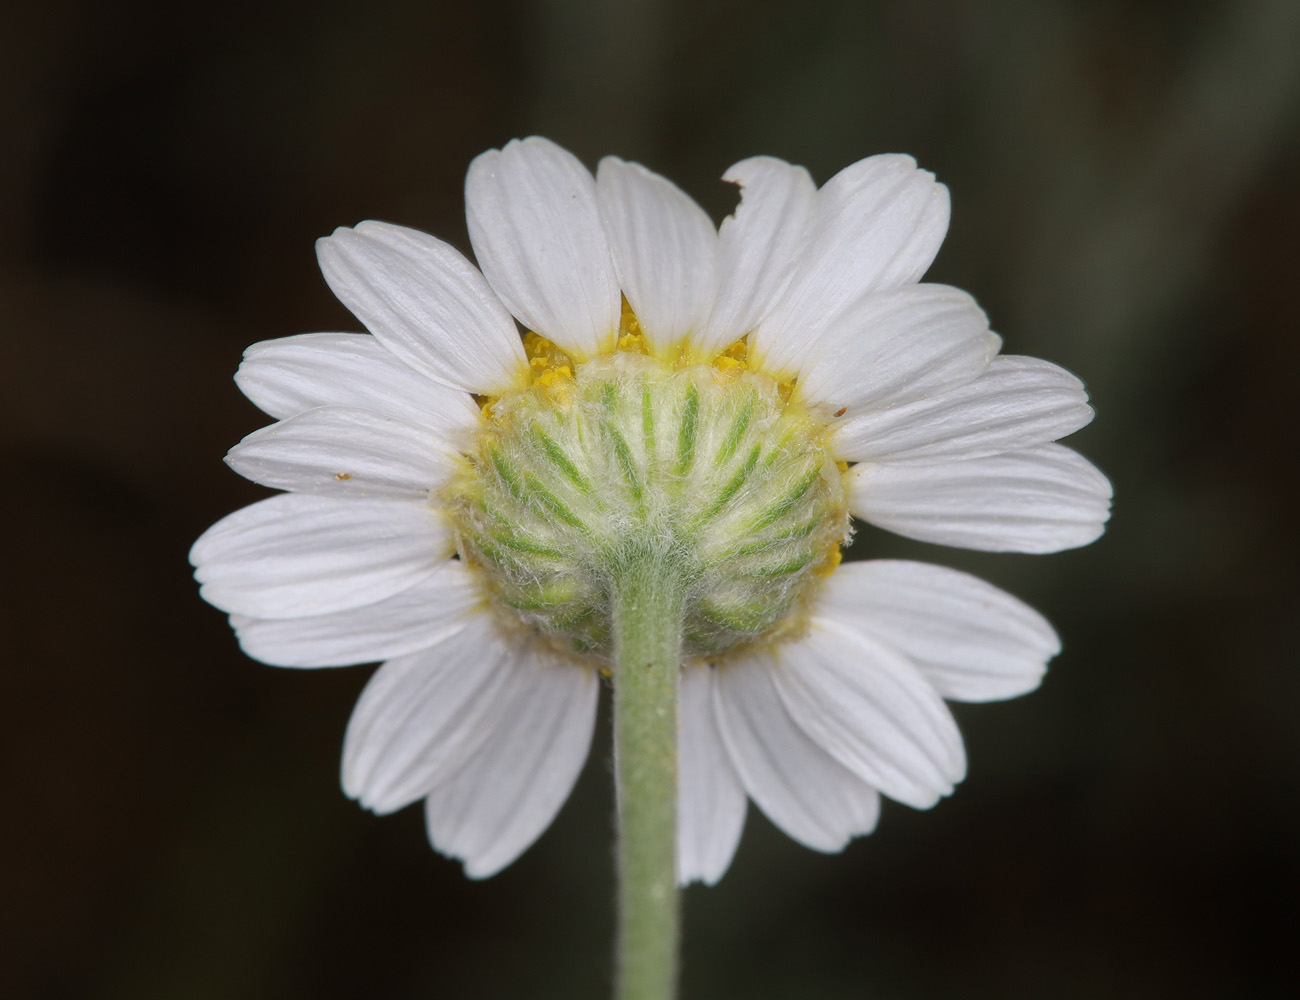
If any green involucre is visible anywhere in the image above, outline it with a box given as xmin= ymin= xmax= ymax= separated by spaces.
xmin=446 ymin=352 xmax=849 ymax=658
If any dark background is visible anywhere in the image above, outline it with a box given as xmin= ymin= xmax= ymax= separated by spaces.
xmin=4 ymin=1 xmax=1298 ymax=997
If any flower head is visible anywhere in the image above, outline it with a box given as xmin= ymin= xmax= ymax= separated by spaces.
xmin=191 ymin=137 xmax=1111 ymax=883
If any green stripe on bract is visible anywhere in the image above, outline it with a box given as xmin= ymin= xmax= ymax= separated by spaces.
xmin=676 ymin=383 xmax=699 ymax=476
xmin=716 ymin=391 xmax=755 ymax=467
xmin=751 ymin=465 xmax=823 ymax=531
xmin=531 ymin=424 xmax=591 ymax=493
xmin=607 ymin=425 xmax=646 ymax=511
xmin=489 ymin=446 xmax=525 ymax=500
xmin=488 ymin=527 xmax=564 ymax=558
xmin=501 ymin=577 xmax=578 ymax=610
xmin=699 ymin=444 xmax=761 ymax=523
xmin=641 ymin=387 xmax=655 ymax=463
xmin=742 ymin=549 xmax=818 ymax=578
xmin=521 ymin=472 xmax=588 ymax=530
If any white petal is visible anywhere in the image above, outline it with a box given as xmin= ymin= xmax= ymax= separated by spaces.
xmin=753 ymin=154 xmax=950 ymax=371
xmin=713 ymin=653 xmax=881 ymax=853
xmin=225 ymin=406 xmax=459 ymax=500
xmin=235 ymin=333 xmax=480 ymax=440
xmin=832 ymin=355 xmax=1093 ymax=464
xmin=790 ymin=284 xmax=1000 ymax=408
xmin=231 ymin=560 xmax=484 ymax=668
xmin=465 ymin=137 xmax=620 ymax=360
xmin=848 ymin=443 xmax=1113 ymax=553
xmin=694 ymin=157 xmax=818 ymax=359
xmin=772 ymin=619 xmax=965 ymax=809
xmin=818 ymin=561 xmax=1060 ymax=702
xmin=596 ymin=157 xmax=718 ymax=358
xmin=316 ymin=222 xmax=526 ymax=394
xmin=190 ymin=494 xmax=450 ymax=618
xmin=423 ymin=644 xmax=599 ymax=878
xmin=677 ymin=664 xmax=746 ymax=886
xmin=341 ymin=611 xmax=518 ymax=814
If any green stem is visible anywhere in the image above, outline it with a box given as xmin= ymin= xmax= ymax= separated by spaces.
xmin=611 ymin=552 xmax=684 ymax=1000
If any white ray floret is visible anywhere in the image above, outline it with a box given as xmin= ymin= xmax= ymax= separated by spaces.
xmin=816 ymin=562 xmax=1061 ymax=702
xmin=192 ymin=494 xmax=453 ymax=619
xmin=317 ymin=222 xmax=527 ymax=394
xmin=713 ymin=653 xmax=883 ymax=854
xmin=236 ymin=333 xmax=482 ymax=438
xmin=341 ymin=612 xmax=525 ymax=815
xmin=848 ymin=442 xmax=1113 ymax=553
xmin=676 ymin=665 xmax=747 ymax=886
xmin=769 ymin=618 xmax=966 ymax=810
xmin=791 ymin=284 xmax=1000 ymax=410
xmin=750 ymin=153 xmax=951 ymax=373
xmin=831 ymin=354 xmax=1094 ymax=464
xmin=597 ymin=156 xmax=719 ymax=359
xmin=231 ymin=561 xmax=484 ymax=669
xmin=226 ymin=406 xmax=462 ymax=499
xmin=422 ymin=645 xmax=599 ymax=879
xmin=466 ymin=137 xmax=622 ymax=361
xmin=695 ymin=156 xmax=818 ymax=360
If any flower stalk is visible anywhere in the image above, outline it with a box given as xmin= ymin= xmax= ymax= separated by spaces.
xmin=611 ymin=551 xmax=685 ymax=1000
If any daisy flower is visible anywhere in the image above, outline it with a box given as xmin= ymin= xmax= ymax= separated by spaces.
xmin=191 ymin=136 xmax=1111 ymax=887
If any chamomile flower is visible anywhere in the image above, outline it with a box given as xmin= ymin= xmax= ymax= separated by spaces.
xmin=191 ymin=137 xmax=1111 ymax=884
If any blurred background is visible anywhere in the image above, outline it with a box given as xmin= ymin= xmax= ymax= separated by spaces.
xmin=3 ymin=0 xmax=1297 ymax=997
